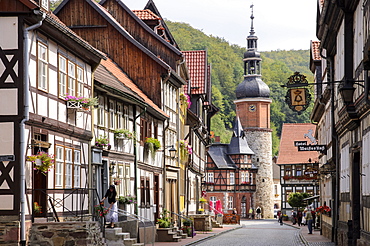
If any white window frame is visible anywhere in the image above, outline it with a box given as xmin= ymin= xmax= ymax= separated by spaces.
xmin=117 ymin=103 xmax=123 ymax=129
xmin=74 ymin=150 xmax=81 ymax=188
xmin=76 ymin=66 xmax=84 ymax=98
xmin=38 ymin=42 xmax=48 ymax=91
xmin=98 ymin=97 xmax=105 ymax=127
xmin=59 ymin=55 xmax=67 ymax=97
xmin=207 ymin=172 xmax=214 ymax=183
xmin=41 ymin=0 xmax=48 ymax=9
xmin=65 ymin=148 xmax=73 ymax=188
xmin=125 ymin=165 xmax=130 ymax=195
xmin=228 ymin=196 xmax=233 ymax=209
xmin=109 ymin=100 xmax=115 ymax=129
xmin=55 ymin=146 xmax=64 ymax=188
xmin=230 ymin=172 xmax=235 ymax=185
xmin=67 ymin=61 xmax=76 ymax=96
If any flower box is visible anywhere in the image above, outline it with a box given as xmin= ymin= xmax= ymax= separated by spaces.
xmin=66 ymin=101 xmax=81 ymax=109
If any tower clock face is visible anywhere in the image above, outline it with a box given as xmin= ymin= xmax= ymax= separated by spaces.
xmin=249 ymin=104 xmax=256 ymax=112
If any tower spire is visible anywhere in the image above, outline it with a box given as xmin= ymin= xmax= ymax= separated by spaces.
xmin=250 ymin=4 xmax=255 ymax=36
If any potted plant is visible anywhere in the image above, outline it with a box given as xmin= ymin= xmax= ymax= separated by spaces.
xmin=145 ymin=137 xmax=161 ymax=159
xmin=180 ymin=92 xmax=191 ymax=111
xmin=118 ymin=195 xmax=137 ymax=205
xmin=156 ymin=209 xmax=172 ymax=228
xmin=64 ymin=95 xmax=98 ymax=110
xmin=94 ymin=203 xmax=109 ymax=218
xmin=179 ymin=139 xmax=192 ymax=162
xmin=27 ymin=152 xmax=54 ymax=175
xmin=114 ymin=129 xmax=135 ymax=140
xmin=199 ymin=197 xmax=207 ymax=203
xmin=34 ymin=202 xmax=42 ymax=214
xmin=95 ymin=135 xmax=111 ymax=149
xmin=113 ymin=178 xmax=121 ymax=185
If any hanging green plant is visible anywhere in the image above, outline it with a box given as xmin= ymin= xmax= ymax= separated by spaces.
xmin=27 ymin=152 xmax=54 ymax=175
xmin=145 ymin=137 xmax=161 ymax=159
xmin=113 ymin=129 xmax=135 ymax=140
xmin=95 ymin=135 xmax=110 ymax=148
xmin=179 ymin=140 xmax=192 ymax=162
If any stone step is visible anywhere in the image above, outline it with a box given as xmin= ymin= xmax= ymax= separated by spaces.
xmin=172 ymin=236 xmax=182 ymax=242
xmin=113 ymin=227 xmax=123 ymax=234
xmin=132 ymin=244 xmax=144 ymax=246
xmin=123 ymin=238 xmax=138 ymax=246
xmin=116 ymin=232 xmax=130 ymax=239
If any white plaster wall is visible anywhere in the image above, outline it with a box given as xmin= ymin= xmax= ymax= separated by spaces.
xmin=0 ymin=89 xmax=18 ymax=115
xmin=37 ymin=94 xmax=48 ymax=117
xmin=0 ymin=17 xmax=18 ymax=50
xmin=49 ymin=99 xmax=58 ymax=120
xmin=0 ymin=122 xmax=14 ymax=155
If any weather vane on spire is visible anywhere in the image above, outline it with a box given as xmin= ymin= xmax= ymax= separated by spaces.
xmin=250 ymin=4 xmax=255 ymax=35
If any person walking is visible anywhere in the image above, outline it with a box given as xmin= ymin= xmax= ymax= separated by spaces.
xmin=256 ymin=207 xmax=261 ymax=219
xmin=297 ymin=210 xmax=303 ymax=226
xmin=101 ymin=185 xmax=118 ymax=228
xmin=249 ymin=207 xmax=254 ymax=219
xmin=305 ymin=208 xmax=313 ymax=234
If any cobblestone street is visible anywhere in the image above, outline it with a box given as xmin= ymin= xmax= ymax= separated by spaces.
xmin=196 ymin=220 xmax=306 ymax=246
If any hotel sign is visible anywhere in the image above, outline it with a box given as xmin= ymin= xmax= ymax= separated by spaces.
xmin=298 ymin=145 xmax=326 ymax=152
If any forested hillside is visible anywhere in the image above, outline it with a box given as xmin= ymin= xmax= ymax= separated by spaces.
xmin=166 ymin=21 xmax=313 ymax=155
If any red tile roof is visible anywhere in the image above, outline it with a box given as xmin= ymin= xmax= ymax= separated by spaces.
xmin=132 ymin=9 xmax=161 ymax=21
xmin=183 ymin=50 xmax=207 ymax=95
xmin=276 ymin=123 xmax=319 ymax=165
xmin=311 ymin=41 xmax=321 ymax=61
xmin=100 ymin=58 xmax=168 ymax=118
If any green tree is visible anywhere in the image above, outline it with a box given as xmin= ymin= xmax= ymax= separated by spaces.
xmin=287 ymin=192 xmax=310 ymax=209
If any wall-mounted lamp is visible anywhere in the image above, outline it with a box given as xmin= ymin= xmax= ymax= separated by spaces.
xmin=109 ymin=162 xmax=116 ymax=176
xmin=165 ymin=145 xmax=177 ymax=159
xmin=339 ymin=83 xmax=356 ymax=104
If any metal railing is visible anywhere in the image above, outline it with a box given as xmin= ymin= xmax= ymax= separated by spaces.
xmin=32 ymin=188 xmax=105 ymax=235
xmin=170 ymin=211 xmax=194 ymax=238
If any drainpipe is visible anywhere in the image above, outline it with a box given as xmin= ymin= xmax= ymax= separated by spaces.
xmin=162 ymin=119 xmax=170 ymax=211
xmin=134 ymin=106 xmax=146 ymax=215
xmin=20 ymin=12 xmax=45 ymax=246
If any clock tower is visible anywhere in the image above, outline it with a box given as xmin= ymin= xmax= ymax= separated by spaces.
xmin=234 ymin=5 xmax=274 ymax=218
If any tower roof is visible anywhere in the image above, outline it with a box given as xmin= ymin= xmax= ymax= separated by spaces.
xmin=235 ymin=5 xmax=270 ymax=99
xmin=228 ymin=117 xmax=254 ymax=155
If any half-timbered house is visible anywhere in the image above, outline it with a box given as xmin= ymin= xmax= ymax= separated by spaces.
xmin=206 ymin=118 xmax=256 ymax=218
xmin=182 ymin=50 xmax=217 ymax=215
xmin=0 ymin=0 xmax=104 ymax=244
xmin=55 ymin=0 xmax=186 ymax=223
xmin=276 ymin=123 xmax=319 ymax=215
xmin=310 ymin=1 xmax=370 ymax=244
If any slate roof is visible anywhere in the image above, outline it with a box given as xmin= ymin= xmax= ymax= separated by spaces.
xmin=311 ymin=41 xmax=321 ymax=61
xmin=98 ymin=58 xmax=168 ymax=118
xmin=208 ymin=144 xmax=236 ymax=169
xmin=183 ymin=50 xmax=207 ymax=95
xmin=132 ymin=9 xmax=160 ymax=21
xmin=276 ymin=123 xmax=319 ymax=165
xmin=228 ymin=117 xmax=254 ymax=155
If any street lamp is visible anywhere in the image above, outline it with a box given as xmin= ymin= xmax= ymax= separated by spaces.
xmin=339 ymin=83 xmax=356 ymax=104
xmin=166 ymin=145 xmax=177 ymax=159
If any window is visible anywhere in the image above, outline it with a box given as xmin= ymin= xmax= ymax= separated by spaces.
xmin=228 ymin=196 xmax=233 ymax=209
xmin=59 ymin=56 xmax=67 ymax=97
xmin=67 ymin=61 xmax=76 ymax=96
xmin=285 ymin=166 xmax=292 ymax=176
xmin=123 ymin=105 xmax=129 ymax=129
xmin=74 ymin=150 xmax=81 ymax=188
xmin=125 ymin=165 xmax=130 ymax=195
xmin=38 ymin=42 xmax=48 ymax=91
xmin=249 ymin=173 xmax=253 ymax=184
xmin=65 ymin=148 xmax=73 ymax=188
xmin=207 ymin=172 xmax=214 ymax=183
xmin=55 ymin=146 xmax=64 ymax=187
xmin=117 ymin=103 xmax=123 ymax=129
xmin=296 ymin=166 xmax=302 ymax=176
xmin=230 ymin=172 xmax=235 ymax=185
xmin=98 ymin=96 xmax=105 ymax=126
xmin=41 ymin=0 xmax=48 ymax=9
xmin=109 ymin=100 xmax=115 ymax=129
xmin=76 ymin=67 xmax=84 ymax=97
xmin=140 ymin=118 xmax=152 ymax=143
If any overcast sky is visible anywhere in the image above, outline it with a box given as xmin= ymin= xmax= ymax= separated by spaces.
xmin=121 ymin=0 xmax=317 ymax=51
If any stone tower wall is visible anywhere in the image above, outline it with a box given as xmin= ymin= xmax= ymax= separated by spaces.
xmin=245 ymin=129 xmax=274 ymax=219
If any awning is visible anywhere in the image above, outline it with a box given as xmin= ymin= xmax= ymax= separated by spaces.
xmin=303 ymin=195 xmax=320 ymax=201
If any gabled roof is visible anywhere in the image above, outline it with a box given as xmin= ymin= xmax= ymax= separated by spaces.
xmin=143 ymin=0 xmax=179 ymax=48
xmin=208 ymin=144 xmax=236 ymax=169
xmin=54 ymin=0 xmax=171 ymax=71
xmin=183 ymin=50 xmax=208 ymax=95
xmin=276 ymin=123 xmax=319 ymax=165
xmin=99 ymin=0 xmax=181 ymax=55
xmin=132 ymin=9 xmax=160 ymax=21
xmin=98 ymin=58 xmax=168 ymax=119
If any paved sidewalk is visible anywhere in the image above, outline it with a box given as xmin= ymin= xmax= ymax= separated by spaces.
xmin=283 ymin=221 xmax=335 ymax=246
xmin=150 ymin=224 xmax=242 ymax=246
